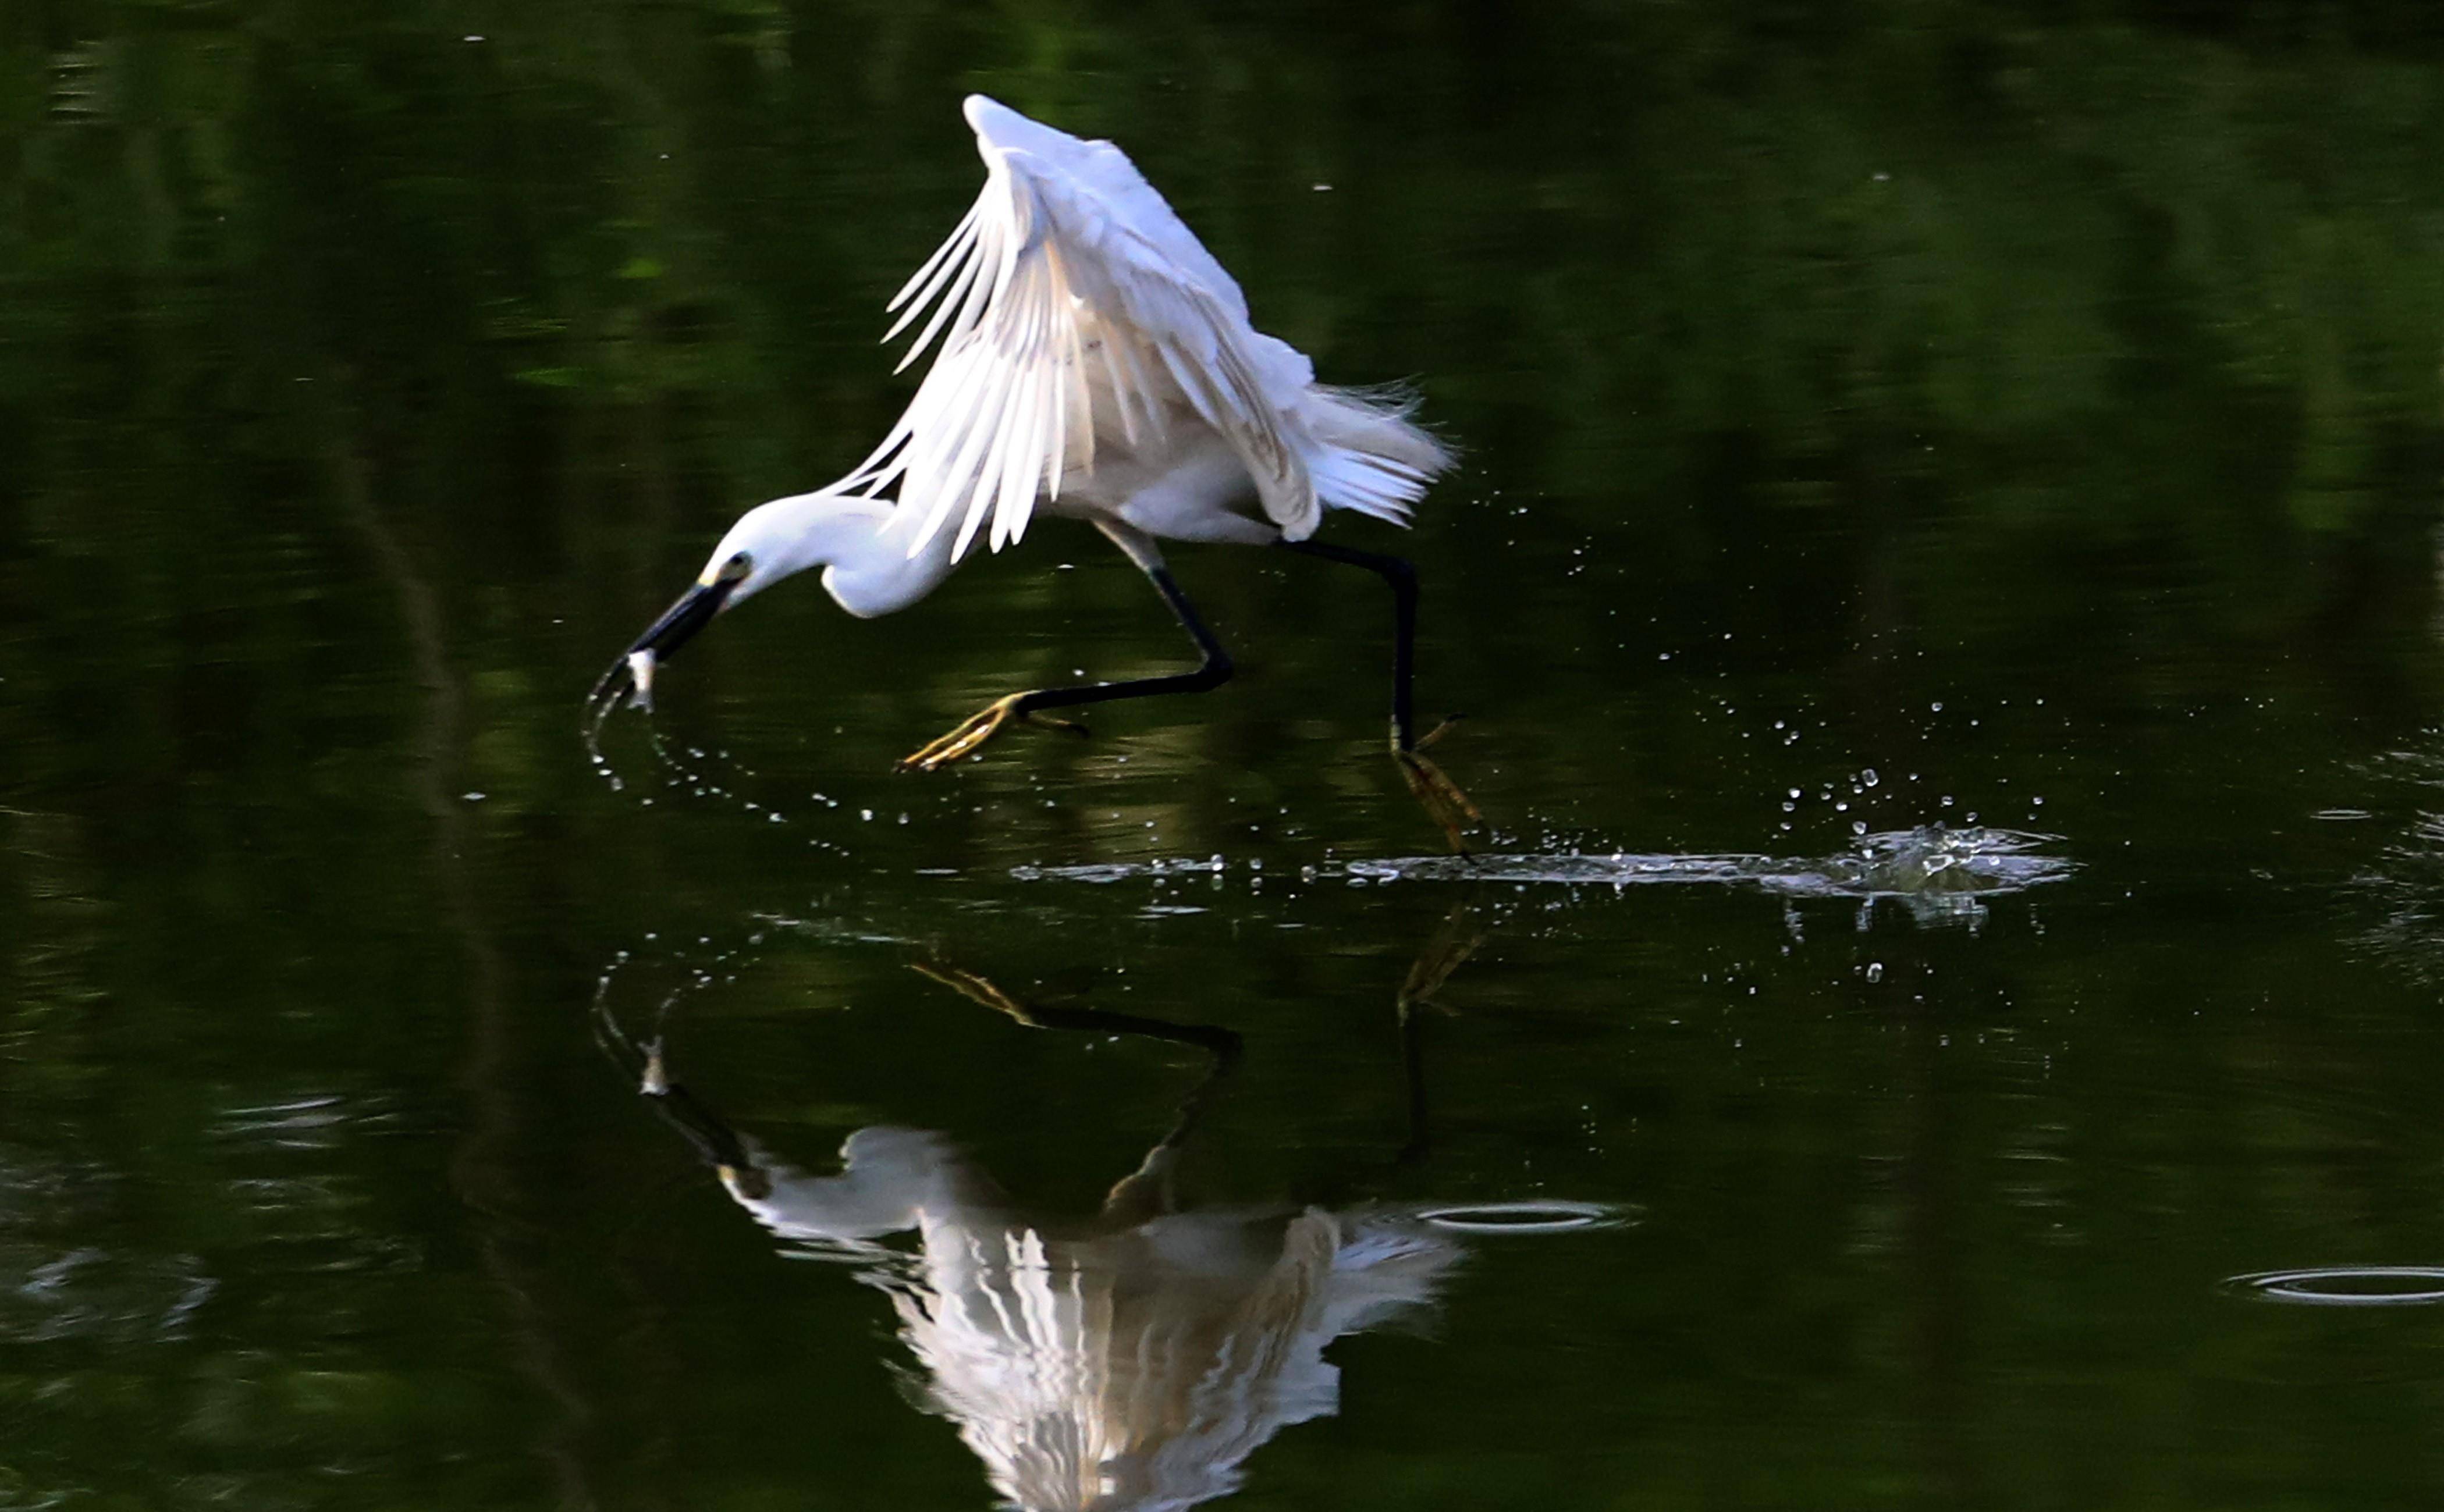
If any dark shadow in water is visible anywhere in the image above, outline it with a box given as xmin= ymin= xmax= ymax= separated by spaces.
xmin=325 ymin=385 xmax=606 ymax=1508
xmin=593 ymin=910 xmax=1617 ymax=1512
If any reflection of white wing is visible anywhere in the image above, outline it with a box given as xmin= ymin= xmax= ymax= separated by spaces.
xmin=846 ymin=94 xmax=1323 ymax=559
xmin=899 ymin=1208 xmax=1463 ymax=1512
xmin=717 ymin=1127 xmax=1471 ymax=1512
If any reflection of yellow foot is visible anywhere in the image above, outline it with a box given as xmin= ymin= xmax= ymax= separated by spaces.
xmin=909 ymin=961 xmax=1044 ymax=1028
xmin=897 ymin=693 xmax=1085 ymax=771
xmin=1394 ymin=720 xmax=1482 ymax=854
xmin=1399 ymin=902 xmax=1490 ymax=1015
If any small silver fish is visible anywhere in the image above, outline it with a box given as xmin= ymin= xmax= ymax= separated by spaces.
xmin=626 ymin=649 xmax=658 ymax=712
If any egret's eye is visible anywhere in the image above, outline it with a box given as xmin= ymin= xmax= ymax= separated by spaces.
xmin=718 ymin=552 xmax=753 ymax=583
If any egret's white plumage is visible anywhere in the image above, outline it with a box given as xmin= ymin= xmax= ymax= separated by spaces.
xmin=835 ymin=95 xmax=1446 ymax=563
xmin=690 ymin=92 xmax=1453 ymax=608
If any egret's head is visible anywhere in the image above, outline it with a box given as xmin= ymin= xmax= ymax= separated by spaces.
xmin=697 ymin=494 xmax=837 ymax=608
xmin=587 ymin=494 xmax=834 ymax=722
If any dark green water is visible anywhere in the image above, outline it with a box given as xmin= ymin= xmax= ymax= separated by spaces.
xmin=12 ymin=2 xmax=2444 ymax=1506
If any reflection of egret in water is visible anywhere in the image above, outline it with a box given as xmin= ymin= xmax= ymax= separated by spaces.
xmin=595 ymin=919 xmax=1611 ymax=1512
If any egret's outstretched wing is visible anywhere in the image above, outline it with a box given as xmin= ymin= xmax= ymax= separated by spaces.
xmin=847 ymin=95 xmax=1317 ymax=558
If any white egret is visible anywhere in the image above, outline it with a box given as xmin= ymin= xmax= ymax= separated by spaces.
xmin=590 ymin=95 xmax=1476 ymax=846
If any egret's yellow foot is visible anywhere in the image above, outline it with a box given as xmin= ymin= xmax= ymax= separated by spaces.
xmin=898 ymin=693 xmax=1085 ymax=771
xmin=1395 ymin=748 xmax=1481 ymax=855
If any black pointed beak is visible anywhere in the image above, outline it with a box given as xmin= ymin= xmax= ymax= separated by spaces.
xmin=587 ymin=577 xmax=736 ymax=719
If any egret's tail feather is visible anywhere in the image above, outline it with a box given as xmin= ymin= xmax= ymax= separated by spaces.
xmin=1306 ymin=385 xmax=1456 ymax=528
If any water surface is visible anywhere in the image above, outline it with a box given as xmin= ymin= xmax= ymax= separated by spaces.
xmin=10 ymin=2 xmax=2444 ymax=1507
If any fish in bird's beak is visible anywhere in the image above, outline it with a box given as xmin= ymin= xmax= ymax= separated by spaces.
xmin=586 ymin=574 xmax=738 ymax=723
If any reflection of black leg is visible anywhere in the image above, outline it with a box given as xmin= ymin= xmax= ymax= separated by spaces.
xmin=910 ymin=962 xmax=1243 ymax=1223
xmin=1395 ymin=996 xmax=1432 ymax=1169
xmin=1278 ymin=538 xmax=1480 ymax=851
xmin=910 ymin=961 xmax=1242 ymax=1066
xmin=900 ymin=521 xmax=1232 ymax=770
xmin=1390 ymin=901 xmax=1487 ymax=1168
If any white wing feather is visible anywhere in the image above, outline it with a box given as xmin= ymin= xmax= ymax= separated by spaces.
xmin=846 ymin=95 xmax=1320 ymax=558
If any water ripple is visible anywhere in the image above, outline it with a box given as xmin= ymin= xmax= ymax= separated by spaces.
xmin=2221 ymin=1266 xmax=2444 ymax=1307
xmin=1415 ymin=1200 xmax=1630 ymax=1234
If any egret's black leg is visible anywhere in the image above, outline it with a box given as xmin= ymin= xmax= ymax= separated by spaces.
xmin=1279 ymin=539 xmax=1421 ymax=746
xmin=899 ymin=520 xmax=1233 ymax=770
xmin=1278 ymin=538 xmax=1481 ymax=849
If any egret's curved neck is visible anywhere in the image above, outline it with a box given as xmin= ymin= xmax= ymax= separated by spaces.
xmin=756 ymin=493 xmax=960 ymax=620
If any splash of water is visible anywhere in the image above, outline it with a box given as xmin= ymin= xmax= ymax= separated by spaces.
xmin=1011 ymin=826 xmax=2075 ymax=922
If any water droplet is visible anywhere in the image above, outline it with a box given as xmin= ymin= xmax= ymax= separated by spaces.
xmin=1866 ymin=962 xmax=1883 ymax=983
